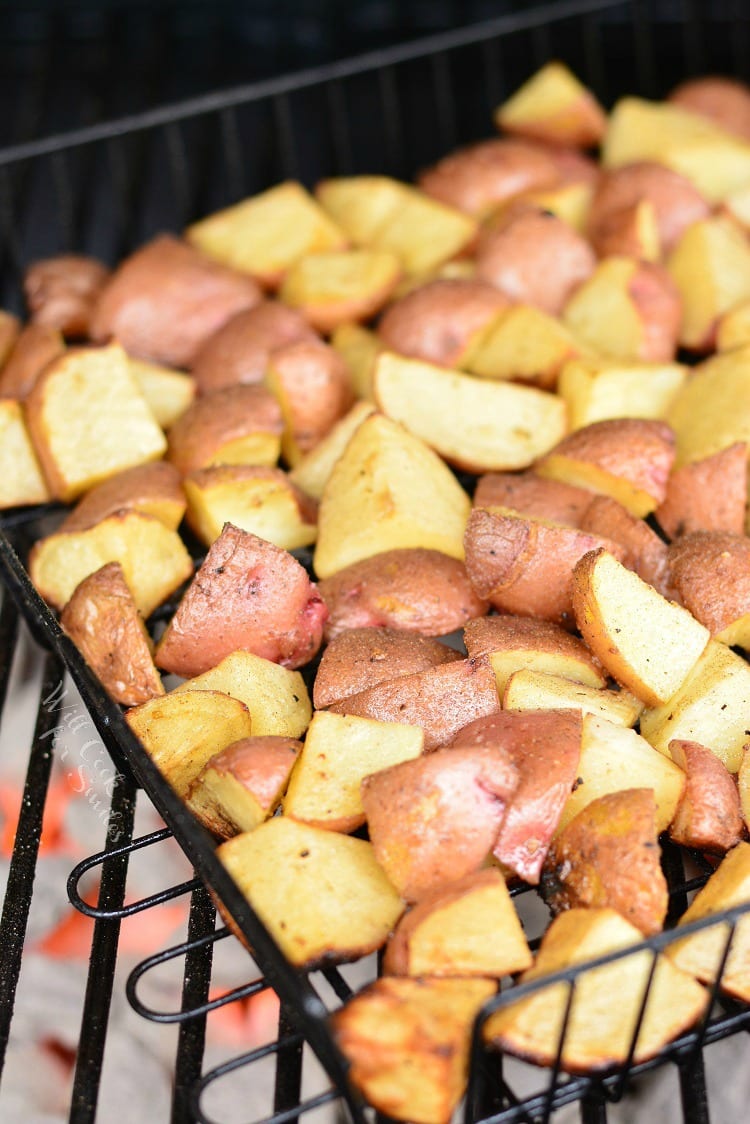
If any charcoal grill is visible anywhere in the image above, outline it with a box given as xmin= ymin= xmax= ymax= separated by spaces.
xmin=1 ymin=1 xmax=750 ymax=1120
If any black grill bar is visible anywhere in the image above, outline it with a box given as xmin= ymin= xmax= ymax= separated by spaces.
xmin=171 ymin=883 xmax=219 ymax=1124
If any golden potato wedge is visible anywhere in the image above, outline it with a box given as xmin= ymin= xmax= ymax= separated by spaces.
xmin=24 ymin=254 xmax=109 ymax=337
xmin=495 ymin=62 xmax=606 ymax=148
xmin=503 ymin=669 xmax=643 ymax=726
xmin=60 ymin=461 xmax=186 ymax=533
xmin=587 ymin=162 xmax=710 ymax=255
xmin=264 ymin=339 xmax=353 ymax=465
xmin=558 ymin=714 xmax=686 ymax=835
xmin=572 ymin=549 xmax=709 ymax=707
xmin=90 ymin=234 xmax=262 ymax=368
xmin=383 ymin=869 xmax=530 ymax=979
xmin=166 ymin=384 xmax=283 ymax=476
xmin=666 ymin=842 xmax=750 ymax=1004
xmin=472 ymin=471 xmax=592 ymax=526
xmin=484 ymin=908 xmax=707 ymax=1072
xmin=288 ymin=400 xmax=375 ymax=500
xmin=587 ymin=199 xmax=660 ymax=263
xmin=279 ymin=249 xmax=401 ymax=332
xmin=319 ymin=548 xmax=486 ymax=642
xmin=329 ymin=658 xmax=501 ymax=751
xmin=126 ymin=689 xmax=254 ymax=798
xmin=315 ymin=175 xmax=406 ymax=243
xmin=716 ymin=299 xmax=750 ymax=351
xmin=520 ymin=180 xmax=594 ymax=233
xmin=464 ymin=507 xmax=624 ymax=629
xmin=578 ymin=494 xmax=671 ymax=596
xmin=639 ymin=640 xmax=750 ymax=773
xmin=0 ymin=309 xmax=20 ymax=369
xmin=217 ymin=817 xmax=404 ymax=966
xmin=186 ymin=735 xmax=300 ymax=838
xmin=330 ymin=322 xmax=383 ymax=400
xmin=669 ymin=739 xmax=744 ymax=853
xmin=0 ymin=399 xmax=50 ymax=509
xmin=467 ymin=305 xmax=583 ymax=390
xmin=173 ymin=649 xmax=311 ymax=739
xmin=25 ymin=343 xmax=167 ymax=502
xmin=155 ymin=523 xmax=326 ymax=677
xmin=361 ymin=744 xmax=518 ymax=900
xmin=667 ymin=346 xmax=750 ymax=467
xmin=29 ymin=510 xmax=192 ymax=617
xmin=667 ymin=215 xmax=750 ymax=351
xmin=332 ymin=976 xmax=496 ymax=1124
xmin=183 ymin=464 xmax=317 ymax=550
xmin=0 ymin=322 xmax=64 ymax=399
xmin=374 ymin=352 xmax=566 ymax=474
xmin=655 ymin=444 xmax=748 ymax=539
xmin=536 ymin=418 xmax=676 ymax=517
xmin=558 ymin=357 xmax=687 ymax=431
xmin=669 ymin=77 xmax=750 ymax=142
xmin=668 ymin=532 xmax=750 ymax=646
xmin=60 ymin=562 xmax=164 ymax=707
xmin=463 ymin=614 xmax=605 ymax=693
xmin=541 ymin=788 xmax=667 ymax=936
xmin=313 ymin=413 xmax=471 ymax=578
xmin=186 ymin=181 xmax=347 ymax=287
xmin=127 ymin=357 xmax=195 ymax=429
xmin=418 ymin=138 xmax=559 ymax=218
xmin=284 ymin=710 xmax=423 ymax=832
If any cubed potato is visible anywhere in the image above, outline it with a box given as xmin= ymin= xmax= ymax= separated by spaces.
xmin=669 ymin=77 xmax=750 ymax=142
xmin=0 ymin=322 xmax=65 ymax=399
xmin=155 ymin=523 xmax=326 ymax=677
xmin=667 ymin=215 xmax=750 ymax=351
xmin=536 ymin=418 xmax=676 ymax=517
xmin=542 ymin=789 xmax=667 ymax=936
xmin=218 ymin=816 xmax=404 ymax=965
xmin=0 ymin=399 xmax=50 ymax=509
xmin=283 ymin=710 xmax=423 ymax=832
xmin=668 ymin=532 xmax=750 ymax=646
xmin=264 ymin=339 xmax=353 ymax=465
xmin=716 ymin=299 xmax=750 ymax=351
xmin=494 ymin=62 xmax=606 ymax=148
xmin=669 ymin=739 xmax=744 ymax=853
xmin=578 ymin=494 xmax=671 ymax=596
xmin=183 ymin=465 xmax=317 ymax=550
xmin=418 ymin=138 xmax=559 ymax=218
xmin=329 ymin=658 xmax=502 ymax=751
xmin=587 ymin=199 xmax=660 ymax=262
xmin=186 ymin=182 xmax=347 ymax=287
xmin=383 ymin=869 xmax=531 ymax=978
xmin=374 ymin=352 xmax=567 ymax=474
xmin=656 ymin=444 xmax=748 ymax=539
xmin=24 ymin=254 xmax=109 ymax=338
xmin=667 ymin=346 xmax=750 ymax=466
xmin=25 ymin=343 xmax=167 ymax=502
xmin=313 ymin=413 xmax=471 ymax=579
xmin=29 ymin=511 xmax=193 ymax=616
xmin=639 ymin=640 xmax=750 ymax=773
xmin=59 ymin=461 xmax=186 ymax=533
xmin=60 ymin=562 xmax=164 ymax=707
xmin=173 ymin=649 xmax=311 ymax=739
xmin=332 ymin=976 xmax=496 ymax=1124
xmin=562 ymin=257 xmax=681 ymax=364
xmin=520 ymin=180 xmax=594 ymax=233
xmin=503 ymin=670 xmax=643 ymax=728
xmin=330 ymin=322 xmax=383 ymax=400
xmin=288 ymin=400 xmax=375 ymax=500
xmin=316 ymin=175 xmax=406 ymax=243
xmin=558 ymin=357 xmax=687 ymax=431
xmin=722 ymin=185 xmax=750 ymax=234
xmin=473 ymin=472 xmax=592 ymax=526
xmin=557 ymin=714 xmax=686 ymax=835
xmin=463 ymin=614 xmax=605 ymax=693
xmin=279 ymin=249 xmax=401 ymax=332
xmin=166 ymin=384 xmax=283 ymax=476
xmin=126 ymin=689 xmax=254 ymax=798
xmin=587 ymin=162 xmax=710 ymax=255
xmin=361 ymin=744 xmax=518 ymax=900
xmin=572 ymin=549 xmax=709 ymax=707
xmin=484 ymin=908 xmax=707 ymax=1071
xmin=0 ymin=309 xmax=20 ymax=368
xmin=666 ymin=842 xmax=750 ymax=1004
xmin=186 ymin=736 xmax=300 ymax=838
xmin=90 ymin=234 xmax=262 ymax=368
xmin=319 ymin=548 xmax=486 ymax=642
xmin=313 ymin=628 xmax=460 ymax=710
xmin=467 ymin=306 xmax=583 ymax=390
xmin=127 ymin=357 xmax=196 ymax=429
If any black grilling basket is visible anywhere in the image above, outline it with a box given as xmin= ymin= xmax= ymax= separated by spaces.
xmin=1 ymin=1 xmax=750 ymax=1121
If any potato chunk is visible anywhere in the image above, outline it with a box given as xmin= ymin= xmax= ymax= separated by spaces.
xmin=464 ymin=614 xmax=604 ymax=694
xmin=24 ymin=254 xmax=109 ymax=337
xmin=668 ymin=740 xmax=743 ymax=853
xmin=59 ymin=461 xmax=185 ymax=533
xmin=186 ymin=736 xmax=300 ymax=838
xmin=0 ymin=399 xmax=50 ymax=509
xmin=166 ymin=384 xmax=283 ymax=476
xmin=655 ymin=443 xmax=748 ymax=539
xmin=495 ymin=62 xmax=606 ymax=148
xmin=667 ymin=215 xmax=750 ymax=350
xmin=279 ymin=248 xmax=401 ymax=332
xmin=667 ymin=532 xmax=750 ymax=647
xmin=503 ymin=670 xmax=643 ymax=728
xmin=558 ymin=357 xmax=686 ymax=431
xmin=183 ymin=465 xmax=317 ymax=550
xmin=288 ymin=401 xmax=375 ymax=500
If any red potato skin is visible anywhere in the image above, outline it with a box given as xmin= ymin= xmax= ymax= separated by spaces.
xmin=267 ymin=339 xmax=353 ymax=456
xmin=0 ymin=323 xmax=65 ymax=400
xmin=452 ymin=709 xmax=583 ymax=883
xmin=655 ymin=443 xmax=749 ymax=539
xmin=579 ymin=495 xmax=672 ymax=597
xmin=463 ymin=614 xmax=604 ymax=680
xmin=191 ymin=301 xmax=318 ymax=394
xmin=418 ymin=138 xmax=561 ymax=217
xmin=24 ymin=254 xmax=110 ymax=337
xmin=202 ymin=736 xmax=302 ymax=810
xmin=473 ymin=473 xmax=592 ymax=527
xmin=155 ymin=523 xmax=327 ymax=676
xmin=669 ymin=77 xmax=750 ymax=142
xmin=667 ymin=532 xmax=750 ymax=637
xmin=540 ymin=145 xmax=601 ymax=189
xmin=166 ymin=384 xmax=283 ymax=477
xmin=377 ymin=279 xmax=508 ymax=368
xmin=669 ymin=739 xmax=744 ymax=853
xmin=360 ymin=744 xmax=519 ymax=901
xmin=59 ymin=461 xmax=185 ymax=533
xmin=587 ymin=163 xmax=710 ymax=255
xmin=627 ymin=261 xmax=682 ymax=363
xmin=90 ymin=234 xmax=263 ymax=368
xmin=318 ymin=548 xmax=488 ymax=642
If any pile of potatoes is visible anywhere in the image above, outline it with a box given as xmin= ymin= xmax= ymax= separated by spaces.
xmin=6 ymin=59 xmax=750 ymax=1124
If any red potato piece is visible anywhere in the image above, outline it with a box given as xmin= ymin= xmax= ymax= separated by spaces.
xmin=59 ymin=461 xmax=185 ymax=533
xmin=587 ymin=163 xmax=710 ymax=255
xmin=473 ymin=472 xmax=592 ymax=527
xmin=540 ymin=145 xmax=601 ymax=189
xmin=90 ymin=234 xmax=262 ymax=368
xmin=627 ymin=261 xmax=682 ymax=363
xmin=329 ymin=658 xmax=502 ymax=751
xmin=475 ymin=204 xmax=596 ymax=316
xmin=24 ymin=254 xmax=110 ymax=337
xmin=669 ymin=739 xmax=744 ymax=854
xmin=579 ymin=495 xmax=671 ymax=597
xmin=0 ymin=323 xmax=65 ymax=400
xmin=155 ymin=522 xmax=327 ymax=677
xmin=377 ymin=279 xmax=508 ymax=368
xmin=418 ymin=137 xmax=560 ymax=218
xmin=313 ymin=627 xmax=461 ymax=709
xmin=191 ymin=301 xmax=318 ymax=394
xmin=187 ymin=735 xmax=301 ymax=837
xmin=166 ymin=384 xmax=283 ymax=477
xmin=669 ymin=77 xmax=750 ymax=142
xmin=265 ymin=339 xmax=353 ymax=463
xmin=452 ymin=709 xmax=582 ymax=884
xmin=463 ymin=614 xmax=605 ymax=687
xmin=360 ymin=744 xmax=518 ymax=901
xmin=464 ymin=507 xmax=626 ymax=630
xmin=0 ymin=311 xmax=20 ymax=370
xmin=655 ymin=443 xmax=748 ymax=539
xmin=588 ymin=200 xmax=660 ymax=262
xmin=667 ymin=532 xmax=750 ymax=643
xmin=318 ymin=548 xmax=487 ymax=642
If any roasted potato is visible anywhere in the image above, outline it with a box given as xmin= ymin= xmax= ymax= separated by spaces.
xmin=182 ymin=464 xmax=317 ymax=550
xmin=587 ymin=162 xmax=710 ymax=256
xmin=472 ymin=471 xmax=592 ymax=526
xmin=655 ymin=443 xmax=748 ymax=539
xmin=558 ymin=357 xmax=687 ymax=432
xmin=463 ymin=614 xmax=605 ymax=693
xmin=667 ymin=215 xmax=750 ymax=351
xmin=503 ymin=669 xmax=643 ymax=728
xmin=467 ymin=305 xmax=583 ymax=390
xmin=166 ymin=384 xmax=283 ymax=476
xmin=59 ymin=461 xmax=185 ymax=533
xmin=668 ymin=532 xmax=750 ymax=646
xmin=127 ymin=357 xmax=196 ymax=429
xmin=330 ymin=322 xmax=383 ymax=400
xmin=418 ymin=137 xmax=560 ymax=218
xmin=24 ymin=254 xmax=110 ymax=337
xmin=0 ymin=309 xmax=20 ymax=369
xmin=669 ymin=76 xmax=750 ymax=142
xmin=264 ymin=339 xmax=353 ymax=465
xmin=667 ymin=346 xmax=750 ymax=467
xmin=668 ymin=739 xmax=744 ymax=853
xmin=0 ymin=399 xmax=50 ymax=509
xmin=288 ymin=400 xmax=375 ymax=500
xmin=0 ymin=322 xmax=64 ymax=399
xmin=587 ymin=199 xmax=660 ymax=263
xmin=279 ymin=248 xmax=401 ymax=332
xmin=494 ymin=62 xmax=606 ymax=149
xmin=578 ymin=494 xmax=671 ymax=596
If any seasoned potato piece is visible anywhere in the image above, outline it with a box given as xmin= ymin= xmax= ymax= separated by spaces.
xmin=183 ymin=464 xmax=317 ymax=550
xmin=217 ymin=817 xmax=404 ymax=966
xmin=668 ymin=215 xmax=750 ymax=351
xmin=558 ymin=357 xmax=686 ymax=431
xmin=191 ymin=301 xmax=317 ymax=393
xmin=588 ymin=199 xmax=660 ymax=262
xmin=669 ymin=739 xmax=744 ymax=853
xmin=503 ymin=669 xmax=643 ymax=728
xmin=319 ymin=548 xmax=486 ymax=642
xmin=60 ymin=562 xmax=164 ymax=707
xmin=578 ymin=494 xmax=670 ymax=596
xmin=383 ymin=869 xmax=531 ymax=979
xmin=668 ymin=532 xmax=750 ymax=646
xmin=473 ymin=472 xmax=592 ymax=526
xmin=0 ymin=323 xmax=64 ymax=399
xmin=60 ymin=461 xmax=185 ymax=533
xmin=90 ymin=234 xmax=262 ymax=368
xmin=467 ymin=305 xmax=583 ymax=390
xmin=494 ymin=62 xmax=606 ymax=148
xmin=0 ymin=400 xmax=50 ymax=509
xmin=315 ymin=175 xmax=406 ymax=243
xmin=333 ymin=976 xmax=496 ymax=1124
xmin=265 ymin=339 xmax=353 ymax=465
xmin=740 ymin=746 xmax=750 ymax=831
xmin=520 ymin=180 xmax=594 ymax=232
xmin=587 ymin=162 xmax=710 ymax=255
xmin=288 ymin=401 xmax=375 ymax=500
xmin=155 ymin=523 xmax=326 ymax=677
xmin=186 ymin=736 xmax=300 ymax=838
xmin=667 ymin=346 xmax=750 ymax=466
xmin=330 ymin=322 xmax=383 ymax=400
xmin=279 ymin=249 xmax=401 ymax=332
xmin=0 ymin=309 xmax=20 ymax=368
xmin=361 ymin=744 xmax=518 ymax=900
xmin=542 ymin=789 xmax=667 ymax=936
xmin=166 ymin=384 xmax=283 ymax=476
xmin=656 ymin=444 xmax=748 ymax=539
xmin=669 ymin=77 xmax=750 ymax=142
xmin=329 ymin=658 xmax=502 ymax=751
xmin=127 ymin=358 xmax=195 ymax=430
xmin=463 ymin=614 xmax=605 ymax=693
xmin=24 ymin=254 xmax=109 ymax=337
xmin=418 ymin=138 xmax=559 ymax=218
xmin=313 ymin=628 xmax=460 ymax=709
